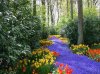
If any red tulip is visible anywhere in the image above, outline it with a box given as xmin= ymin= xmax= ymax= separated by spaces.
xmin=52 ymin=51 xmax=60 ymax=57
xmin=59 ymin=63 xmax=64 ymax=68
xmin=58 ymin=67 xmax=63 ymax=74
xmin=22 ymin=66 xmax=26 ymax=72
xmin=65 ymin=65 xmax=73 ymax=74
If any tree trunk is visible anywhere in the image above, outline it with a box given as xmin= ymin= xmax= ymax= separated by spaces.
xmin=33 ymin=0 xmax=36 ymax=16
xmin=59 ymin=0 xmax=62 ymax=21
xmin=87 ymin=0 xmax=90 ymax=7
xmin=57 ymin=0 xmax=59 ymax=24
xmin=99 ymin=3 xmax=100 ymax=19
xmin=91 ymin=0 xmax=93 ymax=8
xmin=47 ymin=0 xmax=50 ymax=27
xmin=70 ymin=0 xmax=73 ymax=19
xmin=41 ymin=0 xmax=46 ymax=28
xmin=77 ymin=0 xmax=84 ymax=44
xmin=50 ymin=0 xmax=54 ymax=26
xmin=66 ymin=0 xmax=69 ymax=17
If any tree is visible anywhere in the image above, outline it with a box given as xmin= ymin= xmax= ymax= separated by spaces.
xmin=47 ymin=0 xmax=50 ymax=27
xmin=33 ymin=0 xmax=36 ymax=16
xmin=57 ymin=0 xmax=59 ymax=24
xmin=50 ymin=0 xmax=54 ymax=26
xmin=87 ymin=0 xmax=90 ymax=7
xmin=70 ymin=0 xmax=73 ymax=19
xmin=41 ymin=0 xmax=46 ymax=27
xmin=0 ymin=0 xmax=41 ymax=69
xmin=77 ymin=0 xmax=84 ymax=44
xmin=66 ymin=0 xmax=69 ymax=17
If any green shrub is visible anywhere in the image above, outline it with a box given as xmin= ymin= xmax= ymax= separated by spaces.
xmin=62 ymin=7 xmax=100 ymax=45
xmin=0 ymin=70 xmax=16 ymax=74
xmin=83 ymin=17 xmax=100 ymax=45
xmin=49 ymin=27 xmax=58 ymax=35
xmin=0 ymin=0 xmax=41 ymax=70
xmin=64 ymin=19 xmax=78 ymax=44
xmin=41 ymin=27 xmax=49 ymax=39
xmin=91 ymin=43 xmax=100 ymax=49
xmin=64 ymin=17 xmax=100 ymax=45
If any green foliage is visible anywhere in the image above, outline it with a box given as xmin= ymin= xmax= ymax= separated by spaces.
xmin=56 ymin=17 xmax=69 ymax=33
xmin=37 ymin=64 xmax=54 ymax=74
xmin=64 ymin=19 xmax=78 ymax=44
xmin=0 ymin=70 xmax=16 ymax=74
xmin=16 ymin=61 xmax=32 ymax=74
xmin=41 ymin=26 xmax=49 ymax=39
xmin=83 ymin=7 xmax=98 ymax=18
xmin=93 ymin=54 xmax=100 ymax=62
xmin=83 ymin=16 xmax=100 ymax=45
xmin=91 ymin=43 xmax=100 ymax=49
xmin=49 ymin=27 xmax=58 ymax=35
xmin=16 ymin=48 xmax=55 ymax=74
xmin=63 ymin=16 xmax=100 ymax=45
xmin=0 ymin=0 xmax=41 ymax=70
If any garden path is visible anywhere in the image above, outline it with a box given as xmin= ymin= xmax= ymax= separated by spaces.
xmin=47 ymin=37 xmax=100 ymax=74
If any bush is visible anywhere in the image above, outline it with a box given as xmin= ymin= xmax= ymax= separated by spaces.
xmin=0 ymin=0 xmax=41 ymax=70
xmin=49 ymin=27 xmax=58 ymax=35
xmin=41 ymin=28 xmax=49 ymax=39
xmin=91 ymin=43 xmax=100 ymax=49
xmin=87 ymin=49 xmax=100 ymax=62
xmin=83 ymin=17 xmax=100 ymax=45
xmin=64 ymin=17 xmax=100 ymax=45
xmin=64 ymin=19 xmax=78 ymax=44
xmin=0 ymin=70 xmax=16 ymax=74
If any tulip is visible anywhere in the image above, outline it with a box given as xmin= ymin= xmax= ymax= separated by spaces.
xmin=22 ymin=66 xmax=26 ymax=72
xmin=58 ymin=67 xmax=63 ymax=74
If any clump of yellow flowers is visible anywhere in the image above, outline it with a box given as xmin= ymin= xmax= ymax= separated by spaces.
xmin=48 ymin=35 xmax=61 ymax=38
xmin=39 ymin=39 xmax=53 ymax=46
xmin=17 ymin=48 xmax=56 ymax=74
xmin=71 ymin=44 xmax=90 ymax=55
xmin=59 ymin=37 xmax=70 ymax=44
xmin=31 ymin=48 xmax=55 ymax=68
xmin=19 ymin=59 xmax=30 ymax=66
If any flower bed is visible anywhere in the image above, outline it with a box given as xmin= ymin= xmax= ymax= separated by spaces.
xmin=59 ymin=37 xmax=70 ymax=44
xmin=39 ymin=39 xmax=53 ymax=46
xmin=71 ymin=44 xmax=89 ymax=55
xmin=52 ymin=62 xmax=73 ymax=74
xmin=87 ymin=49 xmax=100 ymax=62
xmin=16 ymin=48 xmax=56 ymax=74
xmin=48 ymin=35 xmax=61 ymax=39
